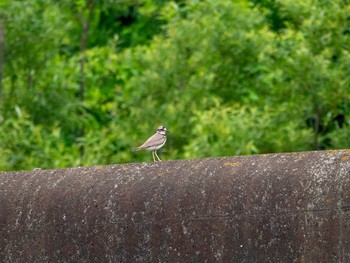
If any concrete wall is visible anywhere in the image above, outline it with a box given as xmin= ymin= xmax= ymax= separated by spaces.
xmin=1 ymin=150 xmax=350 ymax=262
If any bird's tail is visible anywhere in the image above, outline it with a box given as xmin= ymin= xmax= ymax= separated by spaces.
xmin=132 ymin=147 xmax=141 ymax=152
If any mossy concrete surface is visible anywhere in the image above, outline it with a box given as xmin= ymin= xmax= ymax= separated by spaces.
xmin=1 ymin=150 xmax=350 ymax=262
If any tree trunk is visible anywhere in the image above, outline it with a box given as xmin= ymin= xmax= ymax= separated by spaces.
xmin=0 ymin=17 xmax=5 ymax=100
xmin=78 ymin=1 xmax=95 ymax=102
xmin=313 ymin=105 xmax=322 ymax=150
xmin=78 ymin=2 xmax=94 ymax=157
xmin=79 ymin=20 xmax=88 ymax=102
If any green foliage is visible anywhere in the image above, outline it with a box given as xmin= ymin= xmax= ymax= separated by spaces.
xmin=1 ymin=0 xmax=350 ymax=170
xmin=183 ymin=102 xmax=313 ymax=158
xmin=0 ymin=109 xmax=78 ymax=170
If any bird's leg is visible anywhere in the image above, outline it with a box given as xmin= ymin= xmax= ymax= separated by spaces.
xmin=152 ymin=151 xmax=156 ymax=162
xmin=155 ymin=151 xmax=161 ymax=162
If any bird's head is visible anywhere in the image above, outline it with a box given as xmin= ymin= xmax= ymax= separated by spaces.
xmin=157 ymin=125 xmax=170 ymax=134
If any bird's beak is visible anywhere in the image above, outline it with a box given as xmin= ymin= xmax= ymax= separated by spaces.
xmin=167 ymin=130 xmax=170 ymax=133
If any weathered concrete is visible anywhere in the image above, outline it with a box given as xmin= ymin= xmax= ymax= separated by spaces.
xmin=1 ymin=150 xmax=350 ymax=262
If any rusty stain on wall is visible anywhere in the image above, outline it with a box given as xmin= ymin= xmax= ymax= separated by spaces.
xmin=341 ymin=155 xmax=350 ymax=161
xmin=1 ymin=150 xmax=350 ymax=262
xmin=223 ymin=162 xmax=241 ymax=167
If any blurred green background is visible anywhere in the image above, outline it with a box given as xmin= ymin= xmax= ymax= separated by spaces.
xmin=0 ymin=0 xmax=349 ymax=170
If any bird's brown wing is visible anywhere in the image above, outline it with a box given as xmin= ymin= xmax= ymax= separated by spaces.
xmin=134 ymin=133 xmax=165 ymax=150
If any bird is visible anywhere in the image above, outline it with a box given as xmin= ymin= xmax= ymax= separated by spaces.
xmin=133 ymin=125 xmax=169 ymax=162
